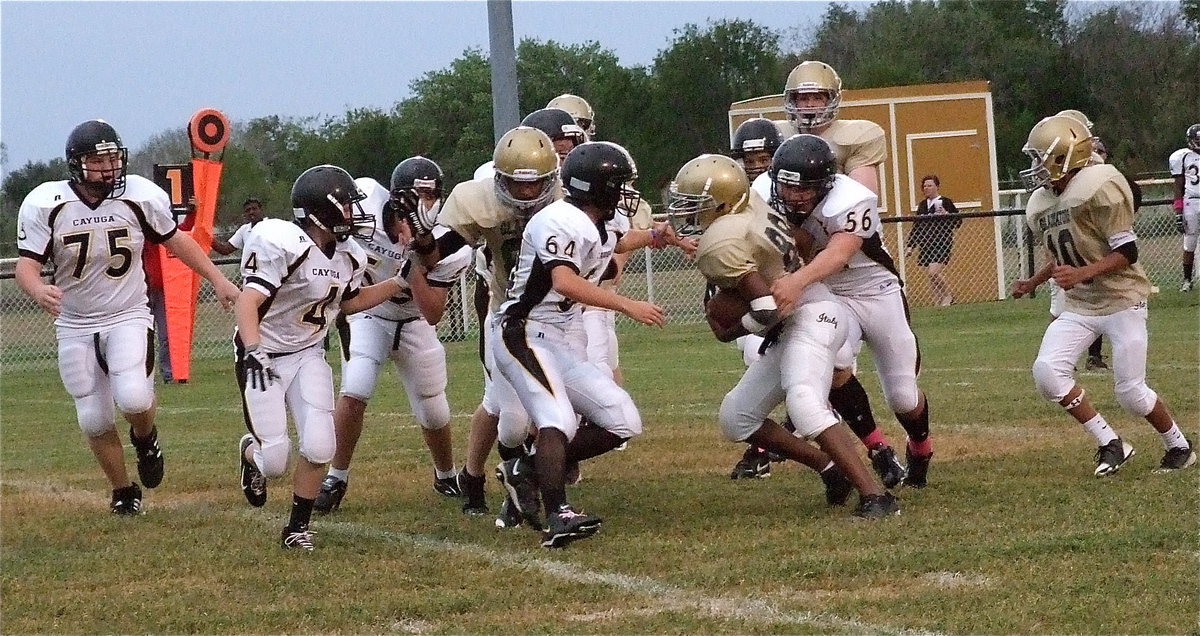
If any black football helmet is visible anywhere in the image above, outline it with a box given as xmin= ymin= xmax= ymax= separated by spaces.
xmin=730 ymin=117 xmax=785 ymax=181
xmin=65 ymin=119 xmax=128 ymax=198
xmin=390 ymin=156 xmax=444 ymax=199
xmin=561 ymin=141 xmax=640 ymax=218
xmin=521 ymin=108 xmax=587 ymax=147
xmin=768 ymin=134 xmax=837 ymax=224
xmin=291 ymin=165 xmax=373 ymax=241
xmin=1188 ymin=124 xmax=1200 ymax=152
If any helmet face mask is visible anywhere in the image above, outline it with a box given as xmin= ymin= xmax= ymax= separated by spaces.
xmin=1188 ymin=124 xmax=1200 ymax=152
xmin=768 ymin=134 xmax=836 ymax=224
xmin=731 ymin=117 xmax=784 ymax=182
xmin=783 ymin=61 xmax=842 ymax=132
xmin=493 ymin=126 xmax=560 ymax=217
xmin=667 ymin=154 xmax=749 ymax=235
xmin=1020 ymin=115 xmax=1094 ymax=192
xmin=291 ymin=165 xmax=374 ymax=242
xmin=66 ymin=120 xmax=129 ymax=199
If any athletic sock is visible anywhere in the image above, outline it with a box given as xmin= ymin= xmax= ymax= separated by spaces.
xmin=435 ymin=466 xmax=457 ymax=480
xmin=828 ymin=376 xmax=881 ymax=440
xmin=328 ymin=468 xmax=349 ymax=482
xmin=1159 ymin=422 xmax=1189 ymax=450
xmin=862 ymin=429 xmax=888 ymax=449
xmin=288 ymin=494 xmax=315 ymax=532
xmin=1081 ymin=414 xmax=1118 ymax=446
xmin=907 ymin=437 xmax=933 ymax=457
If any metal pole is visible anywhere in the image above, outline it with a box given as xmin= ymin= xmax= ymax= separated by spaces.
xmin=487 ymin=0 xmax=520 ymax=144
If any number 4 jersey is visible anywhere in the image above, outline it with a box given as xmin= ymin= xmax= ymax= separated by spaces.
xmin=17 ymin=175 xmax=177 ymax=336
xmin=239 ymin=218 xmax=367 ymax=354
xmin=1025 ymin=163 xmax=1149 ymax=316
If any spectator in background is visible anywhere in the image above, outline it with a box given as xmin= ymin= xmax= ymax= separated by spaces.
xmin=905 ymin=174 xmax=961 ymax=307
xmin=143 ymin=243 xmax=173 ymax=383
xmin=211 ymin=198 xmax=264 ymax=256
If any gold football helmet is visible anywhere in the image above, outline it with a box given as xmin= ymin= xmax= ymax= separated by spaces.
xmin=667 ymin=154 xmax=750 ymax=235
xmin=546 ymin=93 xmax=595 ymax=137
xmin=783 ymin=61 xmax=842 ymax=132
xmin=1054 ymin=109 xmax=1093 ymax=132
xmin=493 ymin=126 xmax=560 ymax=215
xmin=1020 ymin=115 xmax=1095 ymax=192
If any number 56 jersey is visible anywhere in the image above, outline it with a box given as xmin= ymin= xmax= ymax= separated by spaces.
xmin=1025 ymin=163 xmax=1149 ymax=316
xmin=239 ymin=218 xmax=367 ymax=354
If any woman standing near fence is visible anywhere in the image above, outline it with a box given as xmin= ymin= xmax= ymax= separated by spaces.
xmin=906 ymin=174 xmax=961 ymax=306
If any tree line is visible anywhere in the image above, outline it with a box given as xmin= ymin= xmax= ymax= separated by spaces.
xmin=2 ymin=0 xmax=1196 ymax=257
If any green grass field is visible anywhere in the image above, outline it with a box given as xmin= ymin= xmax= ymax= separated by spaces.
xmin=2 ymin=292 xmax=1197 ymax=635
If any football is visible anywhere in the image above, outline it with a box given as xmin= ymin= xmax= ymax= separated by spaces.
xmin=704 ymin=286 xmax=750 ymax=331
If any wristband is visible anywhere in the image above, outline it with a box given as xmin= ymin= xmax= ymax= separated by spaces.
xmin=1175 ymin=198 xmax=1185 ymax=212
xmin=749 ymin=296 xmax=777 ymax=312
xmin=741 ymin=312 xmax=769 ymax=333
xmin=650 ymin=229 xmax=665 ymax=249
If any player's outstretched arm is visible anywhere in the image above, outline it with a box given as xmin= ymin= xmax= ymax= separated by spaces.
xmin=772 ymin=231 xmax=861 ymax=313
xmin=340 ymin=277 xmax=404 ymax=316
xmin=406 ymin=264 xmax=451 ymax=325
xmin=164 ymin=232 xmax=240 ymax=309
xmin=14 ymin=256 xmax=62 ymax=317
xmin=1012 ymin=260 xmax=1054 ymax=298
xmin=550 ymin=265 xmax=664 ymax=327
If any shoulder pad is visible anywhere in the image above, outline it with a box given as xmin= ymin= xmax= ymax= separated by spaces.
xmin=21 ymin=180 xmax=77 ymax=208
xmin=826 ymin=119 xmax=885 ymax=147
xmin=818 ymin=175 xmax=876 ymax=219
xmin=121 ymin=175 xmax=171 ymax=207
xmin=1060 ymin=165 xmax=1124 ymax=210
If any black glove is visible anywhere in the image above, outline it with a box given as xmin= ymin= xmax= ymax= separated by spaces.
xmin=1176 ymin=214 xmax=1186 ymax=235
xmin=393 ymin=188 xmax=435 ymax=236
xmin=243 ymin=344 xmax=278 ymax=392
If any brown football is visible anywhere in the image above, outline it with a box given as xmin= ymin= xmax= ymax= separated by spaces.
xmin=704 ymin=287 xmax=750 ymax=330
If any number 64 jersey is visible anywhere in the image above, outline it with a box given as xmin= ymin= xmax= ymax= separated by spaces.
xmin=239 ymin=218 xmax=367 ymax=354
xmin=1025 ymin=163 xmax=1150 ymax=316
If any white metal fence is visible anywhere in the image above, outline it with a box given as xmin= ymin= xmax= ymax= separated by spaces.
xmin=2 ymin=180 xmax=1185 ymax=369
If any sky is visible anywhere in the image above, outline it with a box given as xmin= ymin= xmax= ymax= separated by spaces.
xmin=0 ymin=0 xmax=838 ymax=171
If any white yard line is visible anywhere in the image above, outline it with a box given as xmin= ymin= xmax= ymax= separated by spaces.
xmin=321 ymin=517 xmax=944 ymax=636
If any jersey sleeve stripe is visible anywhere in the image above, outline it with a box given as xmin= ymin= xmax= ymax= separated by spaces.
xmin=124 ymin=200 xmax=175 ymax=244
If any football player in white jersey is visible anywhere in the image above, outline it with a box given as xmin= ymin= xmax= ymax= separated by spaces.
xmin=672 ymin=154 xmax=896 ymax=518
xmin=1168 ymin=124 xmax=1200 ymax=292
xmin=1011 ymin=116 xmax=1194 ymax=476
xmin=211 ymin=198 xmax=264 ymax=256
xmin=436 ymin=126 xmax=562 ymax=517
xmin=492 ymin=141 xmax=685 ymax=548
xmin=15 ymin=119 xmax=241 ymax=514
xmin=313 ymin=157 xmax=473 ymax=513
xmin=756 ymin=61 xmax=909 ymax=485
xmin=764 ymin=135 xmax=935 ymax=488
xmin=235 ymin=165 xmax=429 ymax=550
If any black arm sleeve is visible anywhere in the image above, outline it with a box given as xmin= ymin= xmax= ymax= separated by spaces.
xmin=1114 ymin=240 xmax=1138 ymax=265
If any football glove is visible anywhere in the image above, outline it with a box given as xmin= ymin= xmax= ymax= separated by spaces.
xmin=393 ymin=188 xmax=436 ymax=237
xmin=1176 ymin=214 xmax=1186 ymax=235
xmin=243 ymin=344 xmax=278 ymax=392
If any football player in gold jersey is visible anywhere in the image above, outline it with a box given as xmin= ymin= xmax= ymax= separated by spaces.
xmin=776 ymin=60 xmax=886 ymax=196
xmin=674 ymin=154 xmax=898 ymax=518
xmin=1012 ymin=115 xmax=1194 ymax=475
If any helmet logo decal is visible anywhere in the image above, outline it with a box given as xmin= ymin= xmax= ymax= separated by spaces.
xmin=569 ymin=177 xmax=592 ymax=192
